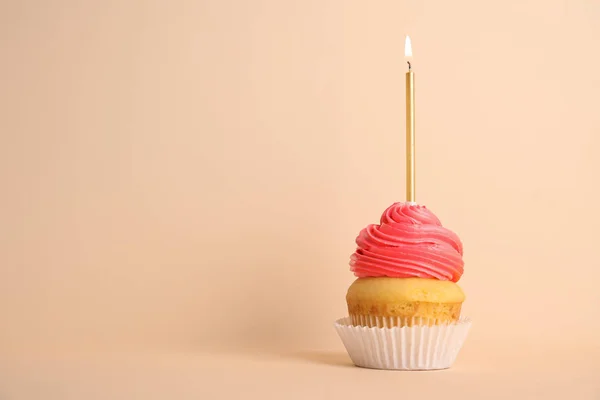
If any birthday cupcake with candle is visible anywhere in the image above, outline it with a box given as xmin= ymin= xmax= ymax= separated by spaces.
xmin=334 ymin=36 xmax=471 ymax=371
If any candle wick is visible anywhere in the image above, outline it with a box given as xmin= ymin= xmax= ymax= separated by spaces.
xmin=407 ymin=61 xmax=411 ymax=71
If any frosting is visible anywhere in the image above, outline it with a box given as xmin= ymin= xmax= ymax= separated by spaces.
xmin=350 ymin=202 xmax=464 ymax=282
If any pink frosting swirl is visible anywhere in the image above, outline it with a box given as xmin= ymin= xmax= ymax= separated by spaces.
xmin=350 ymin=202 xmax=464 ymax=282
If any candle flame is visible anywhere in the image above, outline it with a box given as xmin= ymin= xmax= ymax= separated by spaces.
xmin=405 ymin=35 xmax=413 ymax=57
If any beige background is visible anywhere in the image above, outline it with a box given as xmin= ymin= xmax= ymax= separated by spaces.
xmin=1 ymin=0 xmax=599 ymax=398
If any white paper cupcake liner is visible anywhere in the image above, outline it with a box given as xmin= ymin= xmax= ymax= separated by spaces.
xmin=334 ymin=316 xmax=471 ymax=370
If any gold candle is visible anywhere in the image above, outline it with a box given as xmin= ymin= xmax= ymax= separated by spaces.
xmin=405 ymin=36 xmax=415 ymax=202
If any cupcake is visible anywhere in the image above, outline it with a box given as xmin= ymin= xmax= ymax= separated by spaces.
xmin=335 ymin=202 xmax=471 ymax=370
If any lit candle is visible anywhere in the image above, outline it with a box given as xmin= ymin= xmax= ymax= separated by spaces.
xmin=405 ymin=35 xmax=415 ymax=202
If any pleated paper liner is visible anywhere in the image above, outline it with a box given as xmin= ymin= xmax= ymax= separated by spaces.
xmin=334 ymin=316 xmax=471 ymax=370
